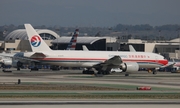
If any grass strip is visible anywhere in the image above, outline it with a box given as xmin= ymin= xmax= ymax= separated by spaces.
xmin=0 ymin=92 xmax=180 ymax=99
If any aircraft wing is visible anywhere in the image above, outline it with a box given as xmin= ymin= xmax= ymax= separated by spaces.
xmin=93 ymin=55 xmax=123 ymax=70
xmin=103 ymin=55 xmax=123 ymax=65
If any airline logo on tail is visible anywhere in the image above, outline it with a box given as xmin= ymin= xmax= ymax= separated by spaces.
xmin=31 ymin=35 xmax=41 ymax=47
xmin=66 ymin=29 xmax=79 ymax=50
xmin=25 ymin=24 xmax=51 ymax=51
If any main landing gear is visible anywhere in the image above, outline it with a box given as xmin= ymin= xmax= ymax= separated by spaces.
xmin=147 ymin=68 xmax=158 ymax=75
xmin=30 ymin=67 xmax=39 ymax=71
xmin=152 ymin=70 xmax=157 ymax=75
xmin=97 ymin=70 xmax=110 ymax=75
xmin=17 ymin=61 xmax=23 ymax=71
xmin=50 ymin=65 xmax=60 ymax=71
xmin=82 ymin=69 xmax=110 ymax=75
xmin=125 ymin=73 xmax=129 ymax=76
xmin=82 ymin=69 xmax=95 ymax=74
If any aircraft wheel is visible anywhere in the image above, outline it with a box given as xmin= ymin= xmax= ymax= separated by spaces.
xmin=89 ymin=71 xmax=94 ymax=74
xmin=1 ymin=63 xmax=5 ymax=68
xmin=17 ymin=67 xmax=20 ymax=71
xmin=82 ymin=70 xmax=87 ymax=74
xmin=103 ymin=71 xmax=107 ymax=75
xmin=153 ymin=71 xmax=157 ymax=75
xmin=97 ymin=71 xmax=102 ymax=74
xmin=31 ymin=67 xmax=39 ymax=71
xmin=125 ymin=73 xmax=129 ymax=76
xmin=106 ymin=71 xmax=110 ymax=75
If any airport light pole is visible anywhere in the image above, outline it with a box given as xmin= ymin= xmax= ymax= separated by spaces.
xmin=158 ymin=30 xmax=161 ymax=42
xmin=177 ymin=28 xmax=180 ymax=50
xmin=178 ymin=29 xmax=180 ymax=59
xmin=125 ymin=28 xmax=128 ymax=39
xmin=177 ymin=28 xmax=180 ymax=59
xmin=109 ymin=28 xmax=112 ymax=51
xmin=55 ymin=28 xmax=60 ymax=50
xmin=146 ymin=28 xmax=150 ymax=41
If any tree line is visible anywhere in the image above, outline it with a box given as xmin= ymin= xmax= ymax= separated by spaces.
xmin=0 ymin=24 xmax=180 ymax=40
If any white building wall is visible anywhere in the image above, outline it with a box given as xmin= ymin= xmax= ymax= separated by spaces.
xmin=144 ymin=43 xmax=156 ymax=52
xmin=105 ymin=37 xmax=117 ymax=43
xmin=169 ymin=53 xmax=176 ymax=59
xmin=175 ymin=50 xmax=180 ymax=59
xmin=18 ymin=40 xmax=31 ymax=52
xmin=2 ymin=40 xmax=53 ymax=52
xmin=4 ymin=40 xmax=20 ymax=51
xmin=128 ymin=39 xmax=142 ymax=43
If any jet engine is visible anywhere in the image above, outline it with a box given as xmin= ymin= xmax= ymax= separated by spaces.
xmin=120 ymin=62 xmax=139 ymax=72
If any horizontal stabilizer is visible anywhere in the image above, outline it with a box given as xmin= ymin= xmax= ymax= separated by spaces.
xmin=30 ymin=52 xmax=48 ymax=58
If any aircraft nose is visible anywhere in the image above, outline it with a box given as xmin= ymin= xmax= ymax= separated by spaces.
xmin=164 ymin=59 xmax=168 ymax=65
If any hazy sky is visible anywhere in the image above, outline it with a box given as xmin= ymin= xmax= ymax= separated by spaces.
xmin=0 ymin=0 xmax=180 ymax=27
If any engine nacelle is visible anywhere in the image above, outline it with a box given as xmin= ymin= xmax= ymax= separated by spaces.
xmin=120 ymin=62 xmax=139 ymax=72
xmin=2 ymin=60 xmax=12 ymax=65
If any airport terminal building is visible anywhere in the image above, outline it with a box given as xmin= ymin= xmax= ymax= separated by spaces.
xmin=1 ymin=29 xmax=107 ymax=52
xmin=51 ymin=37 xmax=106 ymax=51
xmin=1 ymin=29 xmax=59 ymax=52
xmin=1 ymin=29 xmax=180 ymax=59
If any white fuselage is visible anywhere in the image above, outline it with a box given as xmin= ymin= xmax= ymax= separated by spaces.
xmin=23 ymin=50 xmax=168 ymax=69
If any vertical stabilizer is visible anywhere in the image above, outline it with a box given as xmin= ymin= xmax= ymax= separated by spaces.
xmin=66 ymin=29 xmax=79 ymax=50
xmin=24 ymin=24 xmax=51 ymax=52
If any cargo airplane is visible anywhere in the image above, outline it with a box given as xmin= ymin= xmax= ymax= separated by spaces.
xmin=13 ymin=24 xmax=168 ymax=76
xmin=0 ymin=28 xmax=80 ymax=71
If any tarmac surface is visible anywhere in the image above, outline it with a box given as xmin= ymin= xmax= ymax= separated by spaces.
xmin=0 ymin=68 xmax=180 ymax=107
xmin=1 ymin=68 xmax=180 ymax=89
xmin=1 ymin=104 xmax=180 ymax=108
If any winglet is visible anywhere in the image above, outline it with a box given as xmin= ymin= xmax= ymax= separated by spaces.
xmin=172 ymin=58 xmax=175 ymax=64
xmin=129 ymin=45 xmax=136 ymax=52
xmin=82 ymin=45 xmax=89 ymax=51
xmin=24 ymin=24 xmax=51 ymax=52
xmin=66 ymin=29 xmax=79 ymax=50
